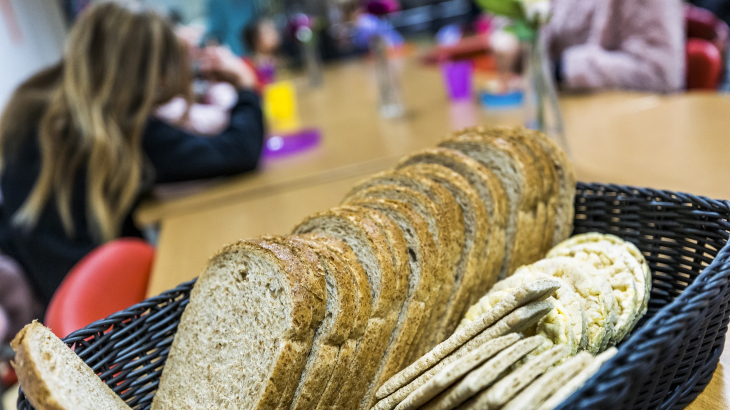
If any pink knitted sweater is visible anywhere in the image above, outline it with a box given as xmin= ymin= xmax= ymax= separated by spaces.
xmin=544 ymin=0 xmax=685 ymax=93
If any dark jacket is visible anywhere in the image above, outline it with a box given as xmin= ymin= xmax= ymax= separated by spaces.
xmin=0 ymin=90 xmax=264 ymax=305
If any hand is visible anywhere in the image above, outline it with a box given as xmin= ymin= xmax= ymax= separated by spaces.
xmin=199 ymin=46 xmax=258 ymax=90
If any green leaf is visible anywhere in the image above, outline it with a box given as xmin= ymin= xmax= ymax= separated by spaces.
xmin=508 ymin=19 xmax=537 ymax=41
xmin=475 ymin=0 xmax=524 ymax=19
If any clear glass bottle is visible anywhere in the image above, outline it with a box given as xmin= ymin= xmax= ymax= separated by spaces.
xmin=523 ymin=34 xmax=570 ymax=156
xmin=372 ymin=33 xmax=404 ymax=119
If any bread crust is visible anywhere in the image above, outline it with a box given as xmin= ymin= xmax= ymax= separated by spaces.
xmin=11 ymin=322 xmax=130 ymax=410
xmin=439 ymin=133 xmax=546 ymax=273
xmin=401 ymin=163 xmax=501 ymax=340
xmin=152 ymin=240 xmax=324 ymax=410
xmin=343 ymin=185 xmax=457 ymax=361
xmin=292 ymin=209 xmax=401 ymax=410
xmin=486 ymin=126 xmax=560 ymax=255
xmin=395 ymin=148 xmax=510 ymax=280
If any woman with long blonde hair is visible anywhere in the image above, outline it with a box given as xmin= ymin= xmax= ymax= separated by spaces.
xmin=0 ymin=1 xmax=263 ymax=339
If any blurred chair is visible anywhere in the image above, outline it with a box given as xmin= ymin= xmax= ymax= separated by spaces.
xmin=685 ymin=4 xmax=728 ymax=89
xmin=44 ymin=238 xmax=154 ymax=339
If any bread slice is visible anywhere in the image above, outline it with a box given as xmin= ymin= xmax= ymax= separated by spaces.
xmin=293 ymin=209 xmax=402 ymax=410
xmin=395 ymin=148 xmax=509 ymax=280
xmin=439 ymin=132 xmax=546 ymax=274
xmin=373 ymin=299 xmax=556 ymax=410
xmin=262 ymin=236 xmax=356 ymax=410
xmin=423 ymin=336 xmax=547 ymax=410
xmin=343 ymin=185 xmax=460 ymax=360
xmin=345 ymin=198 xmax=436 ymax=409
xmin=483 ymin=126 xmax=560 ymax=255
xmin=152 ymin=239 xmax=326 ymax=410
xmin=458 ymin=344 xmax=569 ymax=410
xmin=11 ymin=321 xmax=131 ymax=410
xmin=376 ymin=279 xmax=560 ymax=400
xmin=344 ymin=170 xmax=470 ymax=348
xmin=518 ymin=127 xmax=576 ymax=245
xmin=400 ymin=162 xmax=498 ymax=339
xmin=301 ymin=234 xmax=373 ymax=410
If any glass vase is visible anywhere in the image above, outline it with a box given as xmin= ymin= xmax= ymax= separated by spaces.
xmin=523 ymin=34 xmax=569 ymax=156
xmin=372 ymin=33 xmax=404 ymax=119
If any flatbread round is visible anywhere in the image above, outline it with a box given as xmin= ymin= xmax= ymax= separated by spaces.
xmin=519 ymin=258 xmax=615 ymax=354
xmin=551 ymin=233 xmax=651 ymax=321
xmin=502 ymin=351 xmax=594 ymax=410
xmin=459 ymin=288 xmax=574 ymax=356
xmin=538 ymin=347 xmax=618 ymax=410
xmin=483 ymin=272 xmax=587 ymax=352
xmin=547 ymin=243 xmax=640 ymax=345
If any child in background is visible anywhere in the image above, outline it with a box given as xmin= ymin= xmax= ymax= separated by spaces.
xmin=242 ymin=19 xmax=282 ymax=89
xmin=155 ymin=24 xmax=240 ymax=136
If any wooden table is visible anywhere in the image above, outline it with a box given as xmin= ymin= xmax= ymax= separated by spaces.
xmin=139 ymin=59 xmax=730 ymax=408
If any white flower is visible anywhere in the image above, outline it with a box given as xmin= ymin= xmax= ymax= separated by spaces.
xmin=519 ymin=0 xmax=551 ymax=25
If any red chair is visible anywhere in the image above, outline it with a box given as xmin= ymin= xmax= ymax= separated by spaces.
xmin=44 ymin=238 xmax=154 ymax=339
xmin=685 ymin=4 xmax=728 ymax=90
xmin=686 ymin=38 xmax=724 ymax=89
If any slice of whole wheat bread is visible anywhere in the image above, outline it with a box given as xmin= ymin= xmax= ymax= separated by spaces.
xmin=293 ymin=209 xmax=402 ymax=410
xmin=151 ymin=239 xmax=325 ymax=410
xmin=12 ymin=321 xmax=131 ymax=410
xmin=483 ymin=126 xmax=559 ymax=255
xmin=439 ymin=133 xmax=546 ymax=274
xmin=517 ymin=127 xmax=576 ymax=246
xmin=346 ymin=198 xmax=437 ymax=409
xmin=301 ymin=234 xmax=373 ymax=410
xmin=264 ymin=236 xmax=357 ymax=410
xmin=343 ymin=173 xmax=465 ymax=337
xmin=395 ymin=148 xmax=509 ymax=281
xmin=343 ymin=185 xmax=460 ymax=361
xmin=401 ymin=162 xmax=500 ymax=340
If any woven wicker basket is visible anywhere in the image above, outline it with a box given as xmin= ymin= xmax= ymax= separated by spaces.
xmin=17 ymin=183 xmax=730 ymax=410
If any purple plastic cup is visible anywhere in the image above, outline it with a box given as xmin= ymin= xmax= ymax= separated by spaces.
xmin=441 ymin=60 xmax=474 ymax=101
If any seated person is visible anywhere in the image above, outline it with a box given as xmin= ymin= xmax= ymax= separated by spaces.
xmin=242 ymin=18 xmax=282 ymax=88
xmin=0 ymin=1 xmax=263 ymax=341
xmin=544 ymin=0 xmax=685 ymax=93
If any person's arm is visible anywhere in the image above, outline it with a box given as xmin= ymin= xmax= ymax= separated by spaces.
xmin=143 ymin=89 xmax=264 ymax=183
xmin=561 ymin=0 xmax=685 ymax=93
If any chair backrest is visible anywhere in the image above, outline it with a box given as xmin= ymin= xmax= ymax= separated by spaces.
xmin=44 ymin=238 xmax=154 ymax=338
xmin=685 ymin=4 xmax=727 ymax=90
xmin=686 ymin=38 xmax=723 ymax=90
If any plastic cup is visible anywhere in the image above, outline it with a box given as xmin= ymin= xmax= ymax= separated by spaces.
xmin=441 ymin=60 xmax=474 ymax=101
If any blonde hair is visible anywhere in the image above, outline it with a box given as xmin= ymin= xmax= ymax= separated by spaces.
xmin=0 ymin=1 xmax=190 ymax=242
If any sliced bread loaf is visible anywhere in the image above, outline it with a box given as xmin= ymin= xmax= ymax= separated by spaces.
xmin=518 ymin=127 xmax=576 ymax=245
xmin=12 ymin=321 xmax=131 ymax=410
xmin=401 ymin=162 xmax=499 ymax=339
xmin=151 ymin=239 xmax=325 ymax=410
xmin=293 ymin=209 xmax=402 ymax=410
xmin=263 ymin=236 xmax=356 ymax=410
xmin=395 ymin=148 xmax=509 ymax=280
xmin=343 ymin=185 xmax=459 ymax=360
xmin=302 ymin=234 xmax=373 ymax=410
xmin=439 ymin=133 xmax=545 ymax=274
xmin=483 ymin=126 xmax=560 ymax=255
xmin=346 ymin=198 xmax=437 ymax=409
xmin=344 ymin=170 xmax=467 ymax=347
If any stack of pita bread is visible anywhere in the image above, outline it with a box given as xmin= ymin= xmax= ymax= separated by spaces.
xmin=459 ymin=233 xmax=652 ymax=357
xmin=372 ymin=279 xmax=619 ymax=410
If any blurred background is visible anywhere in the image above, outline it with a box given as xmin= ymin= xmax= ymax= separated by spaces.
xmin=1 ymin=0 xmax=730 ymax=408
